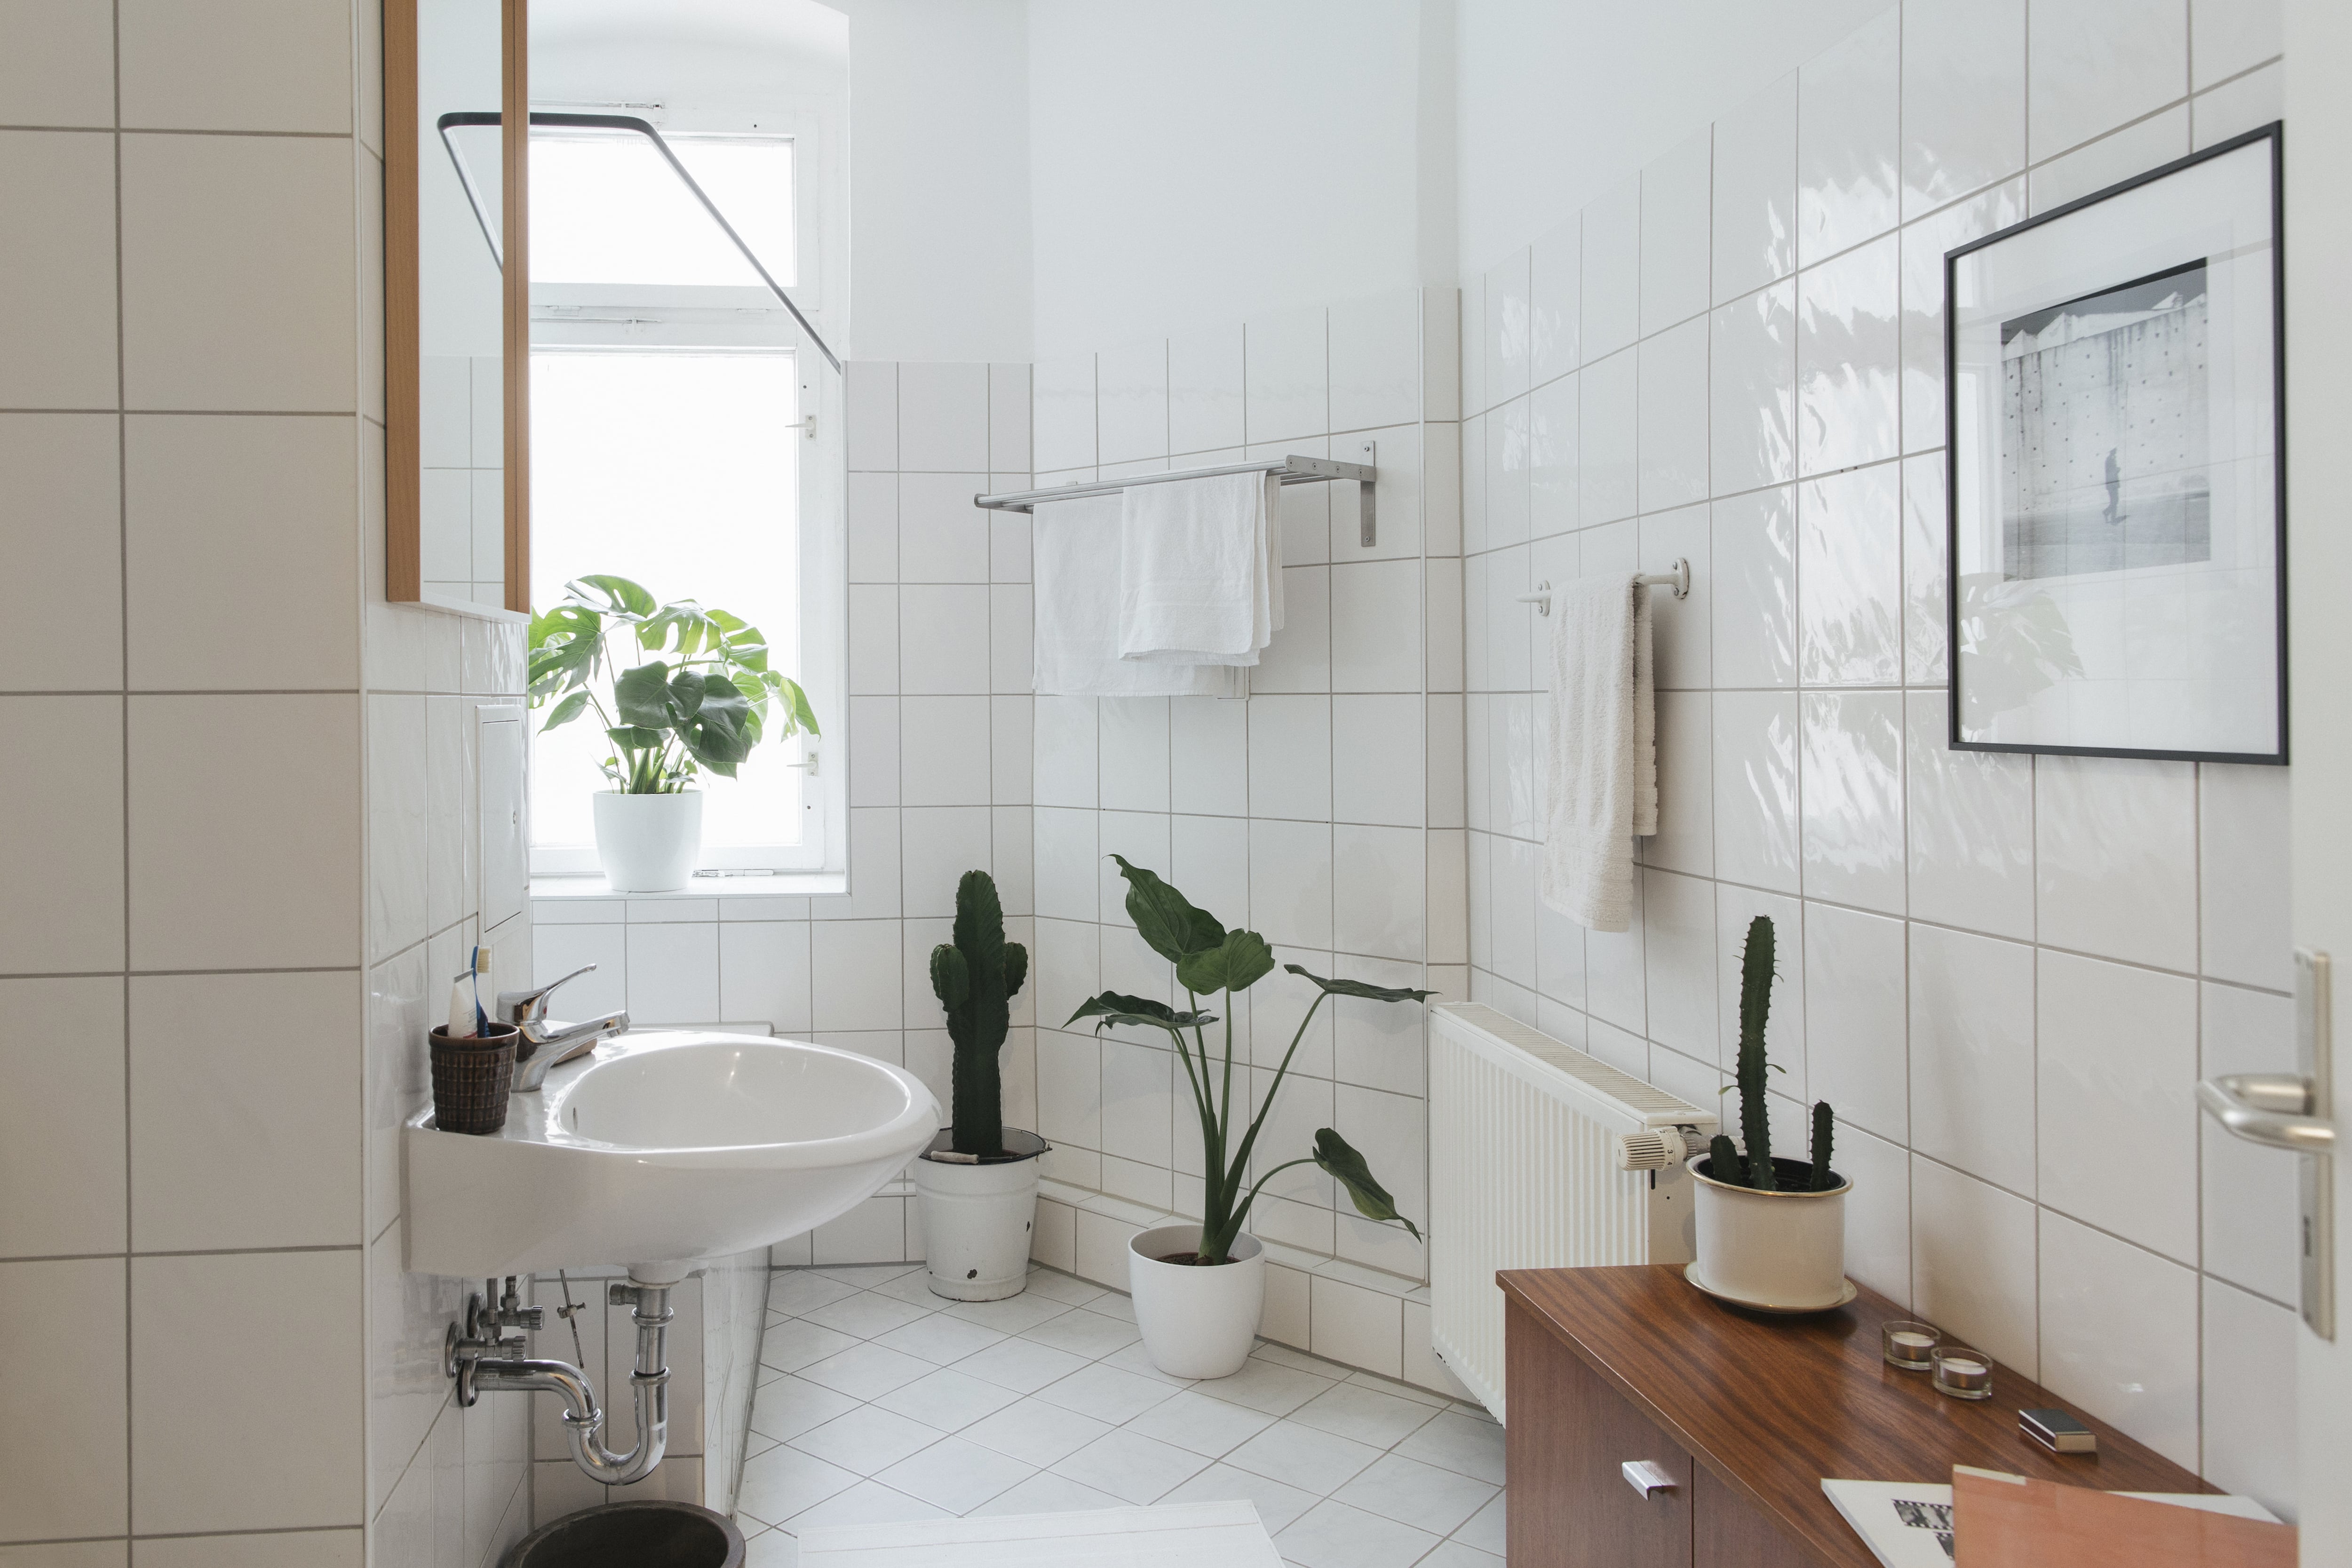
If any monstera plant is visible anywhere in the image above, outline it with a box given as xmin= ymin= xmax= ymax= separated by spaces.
xmin=528 ymin=574 xmax=817 ymax=793
xmin=527 ymin=574 xmax=818 ymax=891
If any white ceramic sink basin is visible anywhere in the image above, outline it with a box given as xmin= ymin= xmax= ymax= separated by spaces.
xmin=404 ymin=1030 xmax=939 ymax=1281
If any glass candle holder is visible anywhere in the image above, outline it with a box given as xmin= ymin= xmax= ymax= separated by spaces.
xmin=1882 ymin=1321 xmax=1939 ymax=1370
xmin=1931 ymin=1345 xmax=1994 ymax=1400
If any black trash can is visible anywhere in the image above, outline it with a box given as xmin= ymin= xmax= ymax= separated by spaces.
xmin=501 ymin=1502 xmax=745 ymax=1568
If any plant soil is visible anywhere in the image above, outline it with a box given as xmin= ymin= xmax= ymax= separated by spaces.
xmin=1154 ymin=1251 xmax=1237 ymax=1267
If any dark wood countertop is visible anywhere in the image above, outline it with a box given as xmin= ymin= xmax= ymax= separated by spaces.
xmin=1500 ymin=1265 xmax=2213 ymax=1568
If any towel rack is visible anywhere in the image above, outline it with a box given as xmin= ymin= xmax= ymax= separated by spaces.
xmin=973 ymin=444 xmax=1381 ymax=546
xmin=1517 ymin=559 xmax=1691 ymax=615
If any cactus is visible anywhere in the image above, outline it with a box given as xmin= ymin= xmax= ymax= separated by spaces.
xmin=929 ymin=870 xmax=1028 ymax=1158
xmin=1734 ymin=915 xmax=1778 ymax=1191
xmin=1810 ymin=1100 xmax=1836 ymax=1191
xmin=1708 ymin=1134 xmax=1743 ymax=1184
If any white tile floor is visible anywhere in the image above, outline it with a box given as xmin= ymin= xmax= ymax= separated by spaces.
xmin=736 ymin=1262 xmax=1507 ymax=1568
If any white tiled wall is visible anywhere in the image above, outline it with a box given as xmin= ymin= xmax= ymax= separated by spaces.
xmin=532 ymin=361 xmax=1041 ymax=1272
xmin=1458 ymin=0 xmax=2291 ymax=1515
xmin=419 ymin=354 xmax=506 ymax=606
xmin=0 ymin=1 xmax=489 ymax=1562
xmin=1016 ymin=289 xmax=1472 ymax=1384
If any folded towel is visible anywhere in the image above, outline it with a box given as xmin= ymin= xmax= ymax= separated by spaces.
xmin=1539 ymin=574 xmax=1656 ymax=932
xmin=1033 ymin=492 xmax=1247 ymax=698
xmin=1119 ymin=472 xmax=1285 ymax=664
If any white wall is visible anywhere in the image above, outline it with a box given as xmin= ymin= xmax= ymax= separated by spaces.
xmin=1453 ymin=0 xmax=1890 ymax=277
xmin=1026 ymin=0 xmax=1450 ymax=360
xmin=833 ymin=0 xmax=1034 ymax=363
xmin=1457 ymin=0 xmax=2292 ymax=1515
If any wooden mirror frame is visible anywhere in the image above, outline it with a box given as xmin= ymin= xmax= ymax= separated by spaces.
xmin=383 ymin=0 xmax=530 ymax=613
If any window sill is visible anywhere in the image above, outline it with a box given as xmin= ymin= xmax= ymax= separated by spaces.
xmin=531 ymin=872 xmax=849 ymax=903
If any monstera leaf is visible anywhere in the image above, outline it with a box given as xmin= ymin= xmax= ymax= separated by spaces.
xmin=1312 ymin=1128 xmax=1422 ymax=1240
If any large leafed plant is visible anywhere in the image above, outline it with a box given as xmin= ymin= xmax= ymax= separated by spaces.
xmin=1069 ymin=856 xmax=1433 ymax=1265
xmin=528 ymin=574 xmax=818 ymax=794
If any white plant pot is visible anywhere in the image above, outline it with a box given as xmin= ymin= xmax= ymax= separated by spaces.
xmin=1688 ymin=1154 xmax=1851 ymax=1311
xmin=1128 ymin=1223 xmax=1265 ymax=1379
xmin=913 ymin=1130 xmax=1046 ymax=1301
xmin=592 ymin=791 xmax=703 ymax=892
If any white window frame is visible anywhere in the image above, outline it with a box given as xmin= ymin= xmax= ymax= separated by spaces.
xmin=527 ymin=114 xmax=848 ymax=881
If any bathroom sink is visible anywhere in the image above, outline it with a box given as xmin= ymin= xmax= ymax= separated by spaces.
xmin=405 ymin=1030 xmax=939 ymax=1282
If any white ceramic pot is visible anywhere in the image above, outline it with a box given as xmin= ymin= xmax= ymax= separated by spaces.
xmin=1128 ymin=1223 xmax=1265 ymax=1379
xmin=913 ymin=1130 xmax=1047 ymax=1301
xmin=1688 ymin=1154 xmax=1851 ymax=1311
xmin=592 ymin=791 xmax=703 ymax=892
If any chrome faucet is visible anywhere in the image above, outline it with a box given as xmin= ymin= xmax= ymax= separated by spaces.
xmin=498 ymin=964 xmax=629 ymax=1091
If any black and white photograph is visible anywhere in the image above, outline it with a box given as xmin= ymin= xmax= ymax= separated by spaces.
xmin=1947 ymin=123 xmax=2286 ymax=764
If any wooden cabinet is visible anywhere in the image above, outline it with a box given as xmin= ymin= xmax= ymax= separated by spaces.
xmin=1501 ymin=1267 xmax=2214 ymax=1568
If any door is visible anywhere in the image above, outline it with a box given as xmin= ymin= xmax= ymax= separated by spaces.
xmin=2285 ymin=2 xmax=2352 ymax=1561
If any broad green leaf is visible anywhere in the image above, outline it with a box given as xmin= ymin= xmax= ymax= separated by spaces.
xmin=613 ymin=661 xmax=675 ymax=729
xmin=667 ymin=668 xmax=707 ymax=719
xmin=930 ymin=944 xmax=970 ymax=1011
xmin=681 ymin=677 xmax=754 ymax=776
xmin=786 ymin=679 xmax=820 ymax=736
xmin=1311 ymin=1128 xmax=1422 ymax=1240
xmin=1109 ymin=854 xmax=1225 ymax=963
xmin=1065 ymin=991 xmax=1217 ymax=1034
xmin=604 ymin=725 xmax=664 ymax=751
xmin=1280 ymin=964 xmax=1438 ymax=1005
xmin=1003 ymin=941 xmax=1028 ymax=1000
xmin=569 ymin=574 xmax=656 ymax=619
xmin=538 ymin=689 xmax=590 ymax=732
xmin=1176 ymin=928 xmax=1277 ymax=996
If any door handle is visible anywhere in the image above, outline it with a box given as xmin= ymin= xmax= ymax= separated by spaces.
xmin=2196 ymin=1074 xmax=2334 ymax=1152
xmin=1622 ymin=1460 xmax=1677 ymax=1498
xmin=2193 ymin=948 xmax=2336 ymax=1341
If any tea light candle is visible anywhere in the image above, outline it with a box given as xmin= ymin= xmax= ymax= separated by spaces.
xmin=1882 ymin=1321 xmax=1939 ymax=1370
xmin=1932 ymin=1345 xmax=1994 ymax=1400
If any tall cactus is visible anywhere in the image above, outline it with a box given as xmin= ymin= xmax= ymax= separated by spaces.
xmin=929 ymin=871 xmax=1029 ymax=1157
xmin=1810 ymin=1100 xmax=1837 ymax=1191
xmin=1735 ymin=915 xmax=1778 ymax=1191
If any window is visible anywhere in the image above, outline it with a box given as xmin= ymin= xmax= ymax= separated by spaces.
xmin=526 ymin=121 xmax=843 ymax=877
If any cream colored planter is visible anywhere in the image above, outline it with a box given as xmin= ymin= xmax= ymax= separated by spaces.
xmin=1688 ymin=1154 xmax=1851 ymax=1311
xmin=1128 ymin=1224 xmax=1264 ymax=1379
xmin=593 ymin=791 xmax=703 ymax=892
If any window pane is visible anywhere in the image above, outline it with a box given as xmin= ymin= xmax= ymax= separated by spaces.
xmin=530 ymin=132 xmax=795 ymax=288
xmin=530 ymin=350 xmax=803 ymax=854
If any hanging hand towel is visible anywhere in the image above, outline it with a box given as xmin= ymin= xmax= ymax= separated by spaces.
xmin=1118 ymin=472 xmax=1284 ymax=664
xmin=1539 ymin=573 xmax=1656 ymax=932
xmin=1033 ymin=492 xmax=1247 ymax=697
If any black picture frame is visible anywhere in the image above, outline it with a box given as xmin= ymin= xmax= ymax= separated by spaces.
xmin=1943 ymin=120 xmax=2287 ymax=766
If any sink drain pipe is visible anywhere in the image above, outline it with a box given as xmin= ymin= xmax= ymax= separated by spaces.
xmin=447 ymin=1274 xmax=673 ymax=1486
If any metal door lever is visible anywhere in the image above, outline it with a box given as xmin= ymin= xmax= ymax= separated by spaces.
xmin=1622 ymin=1460 xmax=1677 ymax=1498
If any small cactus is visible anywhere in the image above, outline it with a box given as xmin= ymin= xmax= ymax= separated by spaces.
xmin=1708 ymin=1134 xmax=1742 ymax=1184
xmin=1810 ymin=1100 xmax=1837 ymax=1191
xmin=929 ymin=871 xmax=1028 ymax=1157
xmin=1734 ymin=915 xmax=1777 ymax=1191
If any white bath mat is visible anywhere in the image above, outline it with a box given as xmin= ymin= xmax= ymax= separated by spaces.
xmin=794 ymin=1500 xmax=1281 ymax=1566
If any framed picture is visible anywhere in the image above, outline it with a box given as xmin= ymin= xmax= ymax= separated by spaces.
xmin=1945 ymin=121 xmax=2285 ymax=764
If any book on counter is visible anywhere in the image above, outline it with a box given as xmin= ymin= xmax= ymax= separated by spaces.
xmin=1823 ymin=1472 xmax=2284 ymax=1567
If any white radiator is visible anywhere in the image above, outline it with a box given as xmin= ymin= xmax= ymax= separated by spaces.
xmin=1427 ymin=1003 xmax=1716 ymax=1421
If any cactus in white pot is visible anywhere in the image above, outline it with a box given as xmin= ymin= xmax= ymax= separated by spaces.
xmin=1689 ymin=915 xmax=1851 ymax=1311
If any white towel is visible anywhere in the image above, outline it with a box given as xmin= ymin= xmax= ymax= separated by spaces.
xmin=1539 ymin=574 xmax=1656 ymax=932
xmin=1118 ymin=472 xmax=1284 ymax=664
xmin=1033 ymin=493 xmax=1247 ymax=698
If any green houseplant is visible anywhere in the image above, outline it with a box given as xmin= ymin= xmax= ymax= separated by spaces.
xmin=913 ymin=870 xmax=1049 ymax=1301
xmin=1688 ymin=914 xmax=1851 ymax=1311
xmin=1070 ymin=856 xmax=1430 ymax=1377
xmin=527 ymin=575 xmax=818 ymax=891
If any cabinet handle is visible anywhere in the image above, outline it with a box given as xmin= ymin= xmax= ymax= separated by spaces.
xmin=1622 ymin=1459 xmax=1677 ymax=1498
